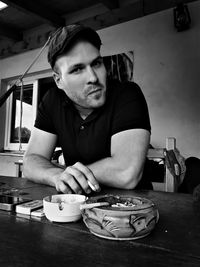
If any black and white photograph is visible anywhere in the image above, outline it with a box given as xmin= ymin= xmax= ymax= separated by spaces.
xmin=0 ymin=1 xmax=199 ymax=266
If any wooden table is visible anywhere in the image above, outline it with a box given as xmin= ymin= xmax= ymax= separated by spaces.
xmin=0 ymin=176 xmax=200 ymax=267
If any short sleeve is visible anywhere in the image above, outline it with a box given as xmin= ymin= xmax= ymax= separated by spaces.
xmin=111 ymin=81 xmax=151 ymax=135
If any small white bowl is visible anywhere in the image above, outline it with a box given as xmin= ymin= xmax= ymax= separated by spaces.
xmin=43 ymin=194 xmax=86 ymax=222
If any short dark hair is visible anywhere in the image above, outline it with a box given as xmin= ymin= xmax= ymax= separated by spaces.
xmin=48 ymin=24 xmax=102 ymax=68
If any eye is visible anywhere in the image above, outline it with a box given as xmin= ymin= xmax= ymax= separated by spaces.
xmin=71 ymin=67 xmax=83 ymax=74
xmin=92 ymin=58 xmax=103 ymax=68
xmin=69 ymin=65 xmax=85 ymax=74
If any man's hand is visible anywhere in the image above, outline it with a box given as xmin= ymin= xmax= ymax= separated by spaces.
xmin=54 ymin=162 xmax=101 ymax=194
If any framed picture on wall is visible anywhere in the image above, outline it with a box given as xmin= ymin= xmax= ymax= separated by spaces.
xmin=103 ymin=51 xmax=134 ymax=82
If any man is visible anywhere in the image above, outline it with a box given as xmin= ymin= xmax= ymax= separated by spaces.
xmin=23 ymin=24 xmax=151 ymax=195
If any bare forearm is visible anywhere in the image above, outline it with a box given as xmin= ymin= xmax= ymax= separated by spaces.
xmin=88 ymin=129 xmax=150 ymax=189
xmin=23 ymin=154 xmax=64 ymax=187
xmin=88 ymin=156 xmax=144 ymax=189
xmin=23 ymin=154 xmax=100 ymax=194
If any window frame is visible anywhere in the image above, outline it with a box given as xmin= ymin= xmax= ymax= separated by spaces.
xmin=4 ymin=71 xmax=52 ymax=151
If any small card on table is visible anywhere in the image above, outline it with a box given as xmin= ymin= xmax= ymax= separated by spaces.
xmin=16 ymin=200 xmax=43 ymax=215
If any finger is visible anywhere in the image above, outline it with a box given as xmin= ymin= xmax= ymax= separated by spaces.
xmin=73 ymin=162 xmax=101 ymax=192
xmin=65 ymin=166 xmax=90 ymax=194
xmin=56 ymin=180 xmax=73 ymax=194
xmin=62 ymin=169 xmax=83 ymax=194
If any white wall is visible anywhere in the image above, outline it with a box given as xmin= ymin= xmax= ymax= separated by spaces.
xmin=0 ymin=1 xmax=199 ymax=159
xmin=99 ymin=2 xmax=200 ymax=159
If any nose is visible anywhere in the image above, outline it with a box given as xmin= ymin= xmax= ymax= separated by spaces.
xmin=87 ymin=66 xmax=98 ymax=83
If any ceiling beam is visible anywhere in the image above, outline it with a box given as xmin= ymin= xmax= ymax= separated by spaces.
xmin=0 ymin=23 xmax=22 ymax=41
xmin=2 ymin=0 xmax=65 ymax=27
xmin=100 ymin=0 xmax=119 ymax=10
xmin=143 ymin=0 xmax=199 ymax=15
xmin=76 ymin=1 xmax=143 ymax=31
xmin=74 ymin=0 xmax=197 ymax=31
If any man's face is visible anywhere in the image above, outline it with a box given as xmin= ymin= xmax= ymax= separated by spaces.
xmin=53 ymin=40 xmax=107 ymax=114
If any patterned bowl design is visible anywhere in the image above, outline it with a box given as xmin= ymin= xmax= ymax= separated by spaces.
xmin=81 ymin=195 xmax=159 ymax=240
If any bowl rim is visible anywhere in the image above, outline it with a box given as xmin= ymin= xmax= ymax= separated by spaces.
xmin=85 ymin=194 xmax=156 ymax=211
xmin=43 ymin=194 xmax=87 ymax=205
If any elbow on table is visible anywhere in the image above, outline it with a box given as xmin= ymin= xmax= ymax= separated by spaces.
xmin=119 ymin=167 xmax=143 ymax=190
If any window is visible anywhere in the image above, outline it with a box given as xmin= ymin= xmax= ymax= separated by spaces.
xmin=4 ymin=80 xmax=38 ymax=151
xmin=10 ymin=84 xmax=33 ymax=144
xmin=0 ymin=2 xmax=7 ymax=11
xmin=4 ymin=73 xmax=54 ymax=151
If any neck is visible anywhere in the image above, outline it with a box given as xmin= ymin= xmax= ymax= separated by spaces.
xmin=74 ymin=104 xmax=93 ymax=120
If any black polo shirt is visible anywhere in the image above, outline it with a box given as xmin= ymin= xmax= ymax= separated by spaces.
xmin=35 ymin=79 xmax=151 ymax=167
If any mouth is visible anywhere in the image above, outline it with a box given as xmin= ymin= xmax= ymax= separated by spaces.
xmin=88 ymin=87 xmax=102 ymax=95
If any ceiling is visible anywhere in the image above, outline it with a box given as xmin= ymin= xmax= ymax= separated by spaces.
xmin=0 ymin=0 xmax=198 ymax=59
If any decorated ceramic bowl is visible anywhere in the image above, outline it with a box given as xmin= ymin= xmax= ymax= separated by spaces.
xmin=43 ymin=194 xmax=86 ymax=222
xmin=81 ymin=194 xmax=159 ymax=240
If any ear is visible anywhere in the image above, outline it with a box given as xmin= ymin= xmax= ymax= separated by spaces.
xmin=53 ymin=71 xmax=63 ymax=89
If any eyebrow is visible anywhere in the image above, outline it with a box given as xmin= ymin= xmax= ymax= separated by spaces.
xmin=68 ymin=56 xmax=103 ymax=73
xmin=68 ymin=63 xmax=84 ymax=73
xmin=92 ymin=56 xmax=103 ymax=63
